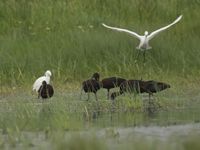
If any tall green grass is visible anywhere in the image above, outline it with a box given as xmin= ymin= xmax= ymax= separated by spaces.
xmin=0 ymin=0 xmax=199 ymax=88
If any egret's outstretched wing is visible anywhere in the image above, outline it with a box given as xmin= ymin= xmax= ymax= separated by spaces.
xmin=148 ymin=15 xmax=182 ymax=40
xmin=102 ymin=23 xmax=141 ymax=40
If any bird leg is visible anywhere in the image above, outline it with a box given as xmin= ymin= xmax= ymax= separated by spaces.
xmin=95 ymin=93 xmax=98 ymax=101
xmin=148 ymin=93 xmax=153 ymax=104
xmin=86 ymin=93 xmax=90 ymax=101
xmin=38 ymin=92 xmax=41 ymax=99
xmin=148 ymin=93 xmax=157 ymax=113
xmin=107 ymin=89 xmax=110 ymax=100
xmin=143 ymin=51 xmax=146 ymax=63
xmin=96 ymin=98 xmax=100 ymax=116
xmin=135 ymin=50 xmax=140 ymax=63
xmin=80 ymin=87 xmax=83 ymax=100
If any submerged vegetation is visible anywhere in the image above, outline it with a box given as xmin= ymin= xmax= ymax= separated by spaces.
xmin=0 ymin=0 xmax=200 ymax=149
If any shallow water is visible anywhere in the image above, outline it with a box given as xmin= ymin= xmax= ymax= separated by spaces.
xmin=1 ymin=90 xmax=200 ymax=149
xmin=1 ymin=123 xmax=200 ymax=150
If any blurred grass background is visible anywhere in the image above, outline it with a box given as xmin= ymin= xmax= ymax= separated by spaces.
xmin=0 ymin=0 xmax=199 ymax=90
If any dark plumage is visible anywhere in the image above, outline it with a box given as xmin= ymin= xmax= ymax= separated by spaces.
xmin=140 ymin=80 xmax=170 ymax=98
xmin=81 ymin=73 xmax=101 ymax=101
xmin=111 ymin=80 xmax=143 ymax=100
xmin=111 ymin=80 xmax=170 ymax=100
xmin=101 ymin=77 xmax=126 ymax=99
xmin=38 ymin=81 xmax=54 ymax=99
xmin=91 ymin=72 xmax=100 ymax=81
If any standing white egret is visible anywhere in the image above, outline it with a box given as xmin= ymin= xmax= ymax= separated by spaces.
xmin=32 ymin=70 xmax=52 ymax=92
xmin=102 ymin=15 xmax=182 ymax=62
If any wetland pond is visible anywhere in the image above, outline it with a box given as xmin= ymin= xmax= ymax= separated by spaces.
xmin=0 ymin=89 xmax=200 ymax=150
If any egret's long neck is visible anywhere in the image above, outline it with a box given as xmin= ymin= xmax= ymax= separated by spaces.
xmin=46 ymin=76 xmax=51 ymax=83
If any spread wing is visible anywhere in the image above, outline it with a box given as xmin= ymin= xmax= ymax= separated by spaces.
xmin=102 ymin=23 xmax=141 ymax=40
xmin=148 ymin=15 xmax=182 ymax=40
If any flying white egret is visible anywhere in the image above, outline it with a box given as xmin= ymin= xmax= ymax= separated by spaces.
xmin=102 ymin=15 xmax=182 ymax=62
xmin=32 ymin=70 xmax=52 ymax=92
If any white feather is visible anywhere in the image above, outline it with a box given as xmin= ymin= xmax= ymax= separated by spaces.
xmin=102 ymin=23 xmax=142 ymax=40
xmin=148 ymin=15 xmax=182 ymax=40
xmin=102 ymin=15 xmax=182 ymax=50
xmin=32 ymin=70 xmax=52 ymax=92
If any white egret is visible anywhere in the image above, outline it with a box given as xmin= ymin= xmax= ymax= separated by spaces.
xmin=102 ymin=15 xmax=182 ymax=62
xmin=32 ymin=70 xmax=52 ymax=92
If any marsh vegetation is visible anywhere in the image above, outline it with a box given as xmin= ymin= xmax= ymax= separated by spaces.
xmin=0 ymin=0 xmax=200 ymax=149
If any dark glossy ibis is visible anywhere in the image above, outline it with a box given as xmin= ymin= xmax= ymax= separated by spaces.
xmin=81 ymin=73 xmax=101 ymax=101
xmin=140 ymin=80 xmax=171 ymax=99
xmin=38 ymin=81 xmax=54 ymax=99
xmin=110 ymin=80 xmax=143 ymax=100
xmin=111 ymin=80 xmax=170 ymax=100
xmin=101 ymin=77 xmax=126 ymax=99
